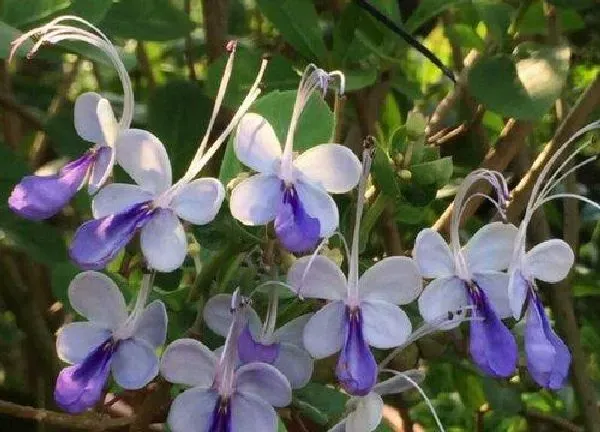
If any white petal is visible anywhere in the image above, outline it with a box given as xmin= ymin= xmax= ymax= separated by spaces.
xmin=273 ymin=343 xmax=314 ymax=389
xmin=358 ymin=256 xmax=422 ymax=305
xmin=140 ymin=209 xmax=187 ymax=272
xmin=88 ymin=145 xmax=115 ymax=194
xmin=230 ymin=174 xmax=282 ymax=225
xmin=346 ymin=392 xmax=383 ymax=432
xmin=68 ymin=271 xmax=127 ymax=329
xmin=92 ymin=183 xmax=153 ymax=218
xmin=294 ymin=144 xmax=361 ymax=193
xmin=374 ymin=370 xmax=425 ymax=396
xmin=74 ymin=92 xmax=117 ymax=145
xmin=273 ymin=314 xmax=313 ymax=348
xmin=295 ymin=181 xmax=339 ymax=237
xmin=171 ymin=178 xmax=225 ymax=225
xmin=231 ymin=392 xmax=277 ymax=432
xmin=203 ymin=294 xmax=262 ymax=337
xmin=235 ymin=362 xmax=292 ymax=407
xmin=508 ymin=268 xmax=529 ymax=319
xmin=463 ymin=222 xmax=518 ymax=273
xmin=160 ymin=339 xmax=217 ymax=387
xmin=112 ymin=338 xmax=159 ymax=389
xmin=524 ymin=239 xmax=574 ymax=283
xmin=168 ymin=388 xmax=218 ymax=432
xmin=473 ymin=271 xmax=512 ymax=319
xmin=417 ymin=277 xmax=468 ymax=326
xmin=56 ymin=322 xmax=111 ymax=364
xmin=234 ymin=113 xmax=282 ymax=174
xmin=287 ymin=255 xmax=347 ymax=300
xmin=133 ymin=300 xmax=167 ymax=348
xmin=361 ymin=300 xmax=411 ymax=348
xmin=115 ymin=129 xmax=172 ymax=194
xmin=413 ymin=229 xmax=455 ymax=278
xmin=303 ymin=301 xmax=345 ymax=359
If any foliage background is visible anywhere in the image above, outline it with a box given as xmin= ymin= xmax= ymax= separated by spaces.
xmin=0 ymin=0 xmax=599 ymax=431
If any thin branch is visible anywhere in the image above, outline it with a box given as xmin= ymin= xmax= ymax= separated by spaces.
xmin=0 ymin=400 xmax=132 ymax=431
xmin=128 ymin=379 xmax=172 ymax=432
xmin=525 ymin=408 xmax=583 ymax=432
xmin=0 ymin=92 xmax=45 ymax=131
xmin=184 ymin=0 xmax=198 ymax=81
xmin=135 ymin=42 xmax=155 ymax=91
xmin=201 ymin=0 xmax=230 ymax=62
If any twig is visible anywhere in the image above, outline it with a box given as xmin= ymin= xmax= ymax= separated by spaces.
xmin=128 ymin=380 xmax=172 ymax=432
xmin=201 ymin=0 xmax=230 ymax=62
xmin=0 ymin=400 xmax=132 ymax=431
xmin=0 ymin=92 xmax=45 ymax=131
xmin=135 ymin=42 xmax=155 ymax=91
xmin=525 ymin=409 xmax=583 ymax=432
xmin=1 ymin=59 xmax=21 ymax=148
xmin=184 ymin=0 xmax=197 ymax=81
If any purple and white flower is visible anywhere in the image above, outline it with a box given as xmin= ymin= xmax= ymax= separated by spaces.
xmin=413 ymin=169 xmax=519 ymax=378
xmin=287 ymin=149 xmax=422 ymax=396
xmin=69 ymin=46 xmax=268 ymax=272
xmin=8 ymin=16 xmax=133 ymax=220
xmin=507 ymin=121 xmax=600 ymax=389
xmin=55 ymin=271 xmax=166 ymax=413
xmin=230 ymin=65 xmax=361 ymax=253
xmin=160 ymin=291 xmax=292 ymax=432
xmin=203 ymin=291 xmax=314 ymax=388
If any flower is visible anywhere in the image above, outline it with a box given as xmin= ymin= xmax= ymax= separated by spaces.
xmin=55 ymin=271 xmax=166 ymax=413
xmin=160 ymin=290 xmax=292 ymax=432
xmin=69 ymin=46 xmax=268 ymax=272
xmin=287 ymin=149 xmax=422 ymax=396
xmin=230 ymin=65 xmax=361 ymax=253
xmin=507 ymin=120 xmax=600 ymax=389
xmin=413 ymin=169 xmax=519 ymax=378
xmin=203 ymin=291 xmax=314 ymax=388
xmin=8 ymin=16 xmax=133 ymax=220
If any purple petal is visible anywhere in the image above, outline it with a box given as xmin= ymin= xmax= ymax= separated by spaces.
xmin=69 ymin=202 xmax=154 ymax=270
xmin=335 ymin=306 xmax=377 ymax=396
xmin=469 ymin=286 xmax=517 ymax=378
xmin=274 ymin=185 xmax=320 ymax=253
xmin=54 ymin=338 xmax=116 ymax=413
xmin=237 ymin=324 xmax=280 ymax=365
xmin=525 ymin=296 xmax=570 ymax=389
xmin=208 ymin=397 xmax=232 ymax=432
xmin=9 ymin=151 xmax=95 ymax=220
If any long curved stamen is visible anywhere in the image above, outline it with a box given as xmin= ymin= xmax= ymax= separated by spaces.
xmin=11 ymin=16 xmax=134 ymax=129
xmin=347 ymin=147 xmax=374 ymax=305
xmin=261 ymin=290 xmax=279 ymax=342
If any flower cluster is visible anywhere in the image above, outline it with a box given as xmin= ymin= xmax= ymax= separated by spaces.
xmin=8 ymin=15 xmax=600 ymax=432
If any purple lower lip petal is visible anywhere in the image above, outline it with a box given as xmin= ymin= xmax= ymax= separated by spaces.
xmin=336 ymin=306 xmax=377 ymax=396
xmin=274 ymin=185 xmax=320 ymax=253
xmin=9 ymin=151 xmax=95 ymax=220
xmin=208 ymin=396 xmax=232 ymax=432
xmin=69 ymin=201 xmax=154 ymax=270
xmin=237 ymin=324 xmax=280 ymax=365
xmin=54 ymin=338 xmax=117 ymax=413
xmin=468 ymin=285 xmax=517 ymax=378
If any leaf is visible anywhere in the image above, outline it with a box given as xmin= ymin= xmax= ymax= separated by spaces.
xmin=100 ymin=0 xmax=194 ymax=41
xmin=147 ymin=80 xmax=212 ymax=180
xmin=0 ymin=21 xmax=33 ymax=59
xmin=68 ymin=0 xmax=113 ymax=23
xmin=468 ymin=44 xmax=570 ymax=120
xmin=51 ymin=262 xmax=80 ymax=306
xmin=473 ymin=0 xmax=514 ymax=42
xmin=547 ymin=0 xmax=595 ymax=9
xmin=411 ymin=157 xmax=453 ymax=187
xmin=405 ymin=0 xmax=470 ymax=33
xmin=445 ymin=23 xmax=485 ymax=51
xmin=218 ymin=90 xmax=334 ymax=186
xmin=293 ymin=383 xmax=348 ymax=424
xmin=453 ymin=369 xmax=486 ymax=411
xmin=483 ymin=378 xmax=523 ymax=415
xmin=372 ymin=146 xmax=402 ymax=201
xmin=2 ymin=0 xmax=69 ymax=27
xmin=255 ymin=0 xmax=327 ymax=60
xmin=205 ymin=47 xmax=297 ymax=110
xmin=519 ymin=3 xmax=585 ymax=36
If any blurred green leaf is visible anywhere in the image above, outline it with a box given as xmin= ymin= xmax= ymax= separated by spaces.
xmin=218 ymin=90 xmax=334 ymax=186
xmin=100 ymin=0 xmax=194 ymax=41
xmin=405 ymin=0 xmax=470 ymax=33
xmin=147 ymin=80 xmax=212 ymax=180
xmin=51 ymin=261 xmax=80 ymax=306
xmin=411 ymin=157 xmax=453 ymax=187
xmin=473 ymin=0 xmax=514 ymax=42
xmin=255 ymin=0 xmax=327 ymax=61
xmin=294 ymin=383 xmax=348 ymax=424
xmin=468 ymin=44 xmax=570 ymax=120
xmin=519 ymin=3 xmax=586 ymax=35
xmin=454 ymin=369 xmax=486 ymax=410
xmin=445 ymin=23 xmax=485 ymax=51
xmin=68 ymin=0 xmax=113 ymax=23
xmin=2 ymin=0 xmax=69 ymax=27
xmin=0 ymin=21 xmax=33 ymax=59
xmin=483 ymin=379 xmax=523 ymax=415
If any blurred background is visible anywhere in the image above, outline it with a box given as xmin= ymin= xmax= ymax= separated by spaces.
xmin=0 ymin=0 xmax=599 ymax=430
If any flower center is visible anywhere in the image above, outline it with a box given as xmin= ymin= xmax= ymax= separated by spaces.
xmin=208 ymin=396 xmax=232 ymax=432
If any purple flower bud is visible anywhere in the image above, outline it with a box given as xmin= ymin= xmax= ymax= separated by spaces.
xmin=468 ymin=287 xmax=517 ymax=378
xmin=274 ymin=186 xmax=320 ymax=253
xmin=55 ymin=338 xmax=117 ymax=413
xmin=525 ymin=295 xmax=570 ymax=389
xmin=336 ymin=306 xmax=377 ymax=396
xmin=9 ymin=151 xmax=96 ymax=220
xmin=237 ymin=324 xmax=280 ymax=365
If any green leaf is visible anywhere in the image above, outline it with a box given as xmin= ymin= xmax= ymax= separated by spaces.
xmin=468 ymin=44 xmax=570 ymax=120
xmin=547 ymin=0 xmax=595 ymax=9
xmin=51 ymin=262 xmax=80 ymax=306
xmin=100 ymin=0 xmax=194 ymax=41
xmin=483 ymin=378 xmax=523 ymax=415
xmin=147 ymin=80 xmax=212 ymax=180
xmin=294 ymin=383 xmax=348 ymax=424
xmin=255 ymin=0 xmax=327 ymax=61
xmin=67 ymin=0 xmax=113 ymax=23
xmin=205 ymin=47 xmax=297 ymax=110
xmin=519 ymin=3 xmax=585 ymax=36
xmin=218 ymin=90 xmax=334 ymax=186
xmin=2 ymin=0 xmax=69 ymax=27
xmin=411 ymin=157 xmax=453 ymax=187
xmin=453 ymin=369 xmax=486 ymax=411
xmin=445 ymin=23 xmax=485 ymax=51
xmin=0 ymin=21 xmax=33 ymax=59
xmin=372 ymin=146 xmax=402 ymax=201
xmin=473 ymin=0 xmax=514 ymax=42
xmin=405 ymin=0 xmax=470 ymax=33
